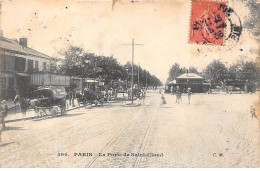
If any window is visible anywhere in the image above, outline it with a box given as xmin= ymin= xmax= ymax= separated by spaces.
xmin=0 ymin=55 xmax=6 ymax=71
xmin=35 ymin=61 xmax=39 ymax=69
xmin=1 ymin=77 xmax=6 ymax=89
xmin=43 ymin=62 xmax=47 ymax=70
xmin=14 ymin=57 xmax=26 ymax=72
xmin=27 ymin=59 xmax=33 ymax=72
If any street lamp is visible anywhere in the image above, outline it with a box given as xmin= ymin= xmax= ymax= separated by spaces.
xmin=81 ymin=57 xmax=91 ymax=94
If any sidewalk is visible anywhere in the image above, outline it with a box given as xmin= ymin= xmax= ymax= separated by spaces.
xmin=5 ymin=99 xmax=81 ymax=123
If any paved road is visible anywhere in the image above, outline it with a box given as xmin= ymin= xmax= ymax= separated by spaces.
xmin=0 ymin=91 xmax=259 ymax=167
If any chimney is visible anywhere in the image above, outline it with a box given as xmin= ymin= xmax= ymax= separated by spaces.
xmin=0 ymin=30 xmax=3 ymax=37
xmin=19 ymin=37 xmax=28 ymax=48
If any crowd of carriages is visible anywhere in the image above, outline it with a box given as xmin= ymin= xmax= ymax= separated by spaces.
xmin=72 ymin=88 xmax=105 ymax=108
xmin=71 ymin=87 xmax=120 ymax=108
xmin=7 ymin=86 xmax=147 ymax=120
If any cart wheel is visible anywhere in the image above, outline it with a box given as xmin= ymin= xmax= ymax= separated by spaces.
xmin=51 ymin=109 xmax=57 ymax=117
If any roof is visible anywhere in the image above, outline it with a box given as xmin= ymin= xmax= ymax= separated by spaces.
xmin=84 ymin=80 xmax=99 ymax=83
xmin=168 ymin=80 xmax=176 ymax=84
xmin=0 ymin=36 xmax=50 ymax=59
xmin=176 ymin=73 xmax=203 ymax=79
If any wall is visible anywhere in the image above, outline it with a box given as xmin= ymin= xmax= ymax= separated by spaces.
xmin=30 ymin=73 xmax=70 ymax=86
xmin=25 ymin=55 xmax=50 ymax=72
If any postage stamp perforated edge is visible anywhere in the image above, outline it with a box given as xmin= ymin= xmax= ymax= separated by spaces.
xmin=188 ymin=0 xmax=228 ymax=47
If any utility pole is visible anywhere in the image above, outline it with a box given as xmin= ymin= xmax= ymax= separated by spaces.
xmin=146 ymin=70 xmax=147 ymax=89
xmin=123 ymin=38 xmax=143 ymax=104
xmin=138 ymin=62 xmax=140 ymax=85
xmin=93 ymin=62 xmax=96 ymax=92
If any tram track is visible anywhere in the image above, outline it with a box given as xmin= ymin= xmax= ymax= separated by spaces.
xmin=1 ymin=92 xmax=159 ymax=168
xmin=0 ymin=110 xmax=108 ymax=161
xmin=133 ymin=110 xmax=156 ymax=168
xmin=20 ymin=105 xmax=145 ymax=167
xmin=85 ymin=93 xmax=159 ymax=168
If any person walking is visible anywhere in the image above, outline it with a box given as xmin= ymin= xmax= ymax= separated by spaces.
xmin=75 ymin=92 xmax=81 ymax=107
xmin=187 ymin=88 xmax=192 ymax=104
xmin=122 ymin=93 xmax=126 ymax=104
xmin=175 ymin=86 xmax=181 ymax=104
xmin=161 ymin=94 xmax=167 ymax=106
xmin=14 ymin=95 xmax=28 ymax=120
xmin=142 ymin=89 xmax=146 ymax=105
xmin=1 ymin=100 xmax=8 ymax=132
xmin=250 ymin=106 xmax=258 ymax=120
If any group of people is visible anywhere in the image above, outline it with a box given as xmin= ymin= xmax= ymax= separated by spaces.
xmin=122 ymin=88 xmax=146 ymax=104
xmin=160 ymin=86 xmax=192 ymax=106
xmin=69 ymin=88 xmax=118 ymax=108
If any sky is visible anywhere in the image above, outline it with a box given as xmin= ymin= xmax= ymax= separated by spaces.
xmin=0 ymin=0 xmax=258 ymax=83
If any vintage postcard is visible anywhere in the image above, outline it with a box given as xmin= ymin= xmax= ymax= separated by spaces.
xmin=0 ymin=0 xmax=259 ymax=168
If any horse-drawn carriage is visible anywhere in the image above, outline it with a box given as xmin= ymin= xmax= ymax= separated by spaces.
xmin=30 ymin=86 xmax=67 ymax=118
xmin=76 ymin=89 xmax=105 ymax=107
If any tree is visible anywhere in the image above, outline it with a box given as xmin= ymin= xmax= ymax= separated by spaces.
xmin=97 ymin=56 xmax=127 ymax=85
xmin=188 ymin=66 xmax=200 ymax=75
xmin=227 ymin=60 xmax=259 ymax=83
xmin=49 ymin=57 xmax=64 ymax=74
xmin=57 ymin=46 xmax=162 ymax=88
xmin=166 ymin=63 xmax=186 ymax=83
xmin=227 ymin=63 xmax=241 ymax=81
xmin=240 ymin=61 xmax=259 ymax=82
xmin=123 ymin=62 xmax=162 ymax=87
xmin=204 ymin=60 xmax=228 ymax=88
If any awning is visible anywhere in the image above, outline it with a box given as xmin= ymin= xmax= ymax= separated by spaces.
xmin=16 ymin=73 xmax=29 ymax=77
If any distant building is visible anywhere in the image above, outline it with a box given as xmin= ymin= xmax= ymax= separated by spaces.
xmin=166 ymin=73 xmax=210 ymax=93
xmin=0 ymin=30 xmax=51 ymax=99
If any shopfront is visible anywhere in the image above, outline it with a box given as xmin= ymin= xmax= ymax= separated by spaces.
xmin=1 ymin=71 xmax=15 ymax=100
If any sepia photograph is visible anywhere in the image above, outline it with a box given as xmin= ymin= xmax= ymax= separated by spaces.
xmin=0 ymin=0 xmax=259 ymax=168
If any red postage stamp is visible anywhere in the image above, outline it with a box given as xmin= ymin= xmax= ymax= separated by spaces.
xmin=189 ymin=0 xmax=227 ymax=45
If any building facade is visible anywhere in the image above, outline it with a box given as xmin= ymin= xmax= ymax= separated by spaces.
xmin=0 ymin=31 xmax=51 ymax=100
xmin=166 ymin=73 xmax=210 ymax=93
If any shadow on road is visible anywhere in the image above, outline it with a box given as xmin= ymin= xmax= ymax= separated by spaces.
xmin=160 ymin=106 xmax=173 ymax=108
xmin=0 ymin=142 xmax=14 ymax=148
xmin=4 ymin=126 xmax=25 ymax=131
xmin=63 ymin=113 xmax=85 ymax=117
xmin=31 ymin=112 xmax=87 ymax=121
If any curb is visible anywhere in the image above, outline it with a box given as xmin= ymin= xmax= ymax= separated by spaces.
xmin=122 ymin=103 xmax=141 ymax=107
xmin=5 ymin=106 xmax=82 ymax=123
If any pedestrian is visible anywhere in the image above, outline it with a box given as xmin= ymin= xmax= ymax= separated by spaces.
xmin=14 ymin=95 xmax=28 ymax=120
xmin=142 ymin=89 xmax=146 ymax=105
xmin=122 ymin=93 xmax=126 ymax=104
xmin=1 ymin=100 xmax=8 ymax=132
xmin=178 ymin=91 xmax=182 ymax=104
xmin=175 ymin=86 xmax=180 ymax=103
xmin=161 ymin=94 xmax=167 ymax=106
xmin=250 ymin=106 xmax=258 ymax=120
xmin=187 ymin=88 xmax=192 ymax=104
xmin=71 ymin=90 xmax=75 ymax=107
xmin=76 ymin=92 xmax=81 ymax=107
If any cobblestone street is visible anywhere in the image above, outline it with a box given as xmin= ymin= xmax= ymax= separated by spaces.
xmin=0 ymin=91 xmax=259 ymax=168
